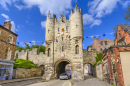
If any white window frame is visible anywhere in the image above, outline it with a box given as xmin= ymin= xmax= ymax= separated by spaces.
xmin=8 ymin=36 xmax=13 ymax=44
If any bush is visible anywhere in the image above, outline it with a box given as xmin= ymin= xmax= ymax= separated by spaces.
xmin=14 ymin=59 xmax=38 ymax=69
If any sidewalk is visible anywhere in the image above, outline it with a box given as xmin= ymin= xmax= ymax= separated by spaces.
xmin=0 ymin=76 xmax=42 ymax=85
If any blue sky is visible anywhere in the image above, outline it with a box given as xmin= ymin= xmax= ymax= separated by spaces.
xmin=0 ymin=0 xmax=130 ymax=49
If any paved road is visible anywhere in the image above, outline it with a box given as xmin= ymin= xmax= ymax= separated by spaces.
xmin=71 ymin=75 xmax=111 ymax=86
xmin=27 ymin=80 xmax=71 ymax=86
xmin=1 ymin=79 xmax=41 ymax=86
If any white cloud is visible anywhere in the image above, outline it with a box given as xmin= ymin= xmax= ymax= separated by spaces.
xmin=14 ymin=4 xmax=24 ymax=10
xmin=1 ymin=13 xmax=18 ymax=32
xmin=1 ymin=14 xmax=9 ymax=20
xmin=88 ymin=0 xmax=120 ymax=18
xmin=120 ymin=1 xmax=130 ymax=8
xmin=15 ymin=0 xmax=73 ymax=16
xmin=83 ymin=14 xmax=102 ymax=27
xmin=11 ymin=21 xmax=18 ymax=32
xmin=0 ymin=0 xmax=12 ymax=11
xmin=41 ymin=21 xmax=46 ymax=29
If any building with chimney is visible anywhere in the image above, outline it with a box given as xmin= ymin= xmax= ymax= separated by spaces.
xmin=0 ymin=21 xmax=18 ymax=80
xmin=101 ymin=23 xmax=130 ymax=86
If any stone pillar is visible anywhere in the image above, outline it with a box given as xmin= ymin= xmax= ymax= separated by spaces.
xmin=72 ymin=62 xmax=84 ymax=81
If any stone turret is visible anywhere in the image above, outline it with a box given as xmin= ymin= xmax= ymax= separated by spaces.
xmin=45 ymin=11 xmax=56 ymax=42
xmin=70 ymin=4 xmax=83 ymax=40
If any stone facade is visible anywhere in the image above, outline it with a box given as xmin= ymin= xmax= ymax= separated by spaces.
xmin=0 ymin=21 xmax=18 ymax=60
xmin=87 ymin=38 xmax=114 ymax=51
xmin=16 ymin=66 xmax=44 ymax=78
xmin=15 ymin=48 xmax=46 ymax=66
xmin=45 ymin=4 xmax=84 ymax=81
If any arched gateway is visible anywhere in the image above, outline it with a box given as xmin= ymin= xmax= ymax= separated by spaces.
xmin=44 ymin=4 xmax=84 ymax=81
xmin=54 ymin=59 xmax=71 ymax=78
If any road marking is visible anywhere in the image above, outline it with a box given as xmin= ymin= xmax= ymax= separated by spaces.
xmin=62 ymin=81 xmax=66 ymax=86
xmin=68 ymin=81 xmax=72 ymax=86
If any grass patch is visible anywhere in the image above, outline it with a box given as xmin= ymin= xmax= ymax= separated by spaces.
xmin=14 ymin=59 xmax=38 ymax=69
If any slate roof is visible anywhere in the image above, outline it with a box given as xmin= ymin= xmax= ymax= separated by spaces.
xmin=119 ymin=23 xmax=130 ymax=34
xmin=0 ymin=25 xmax=18 ymax=36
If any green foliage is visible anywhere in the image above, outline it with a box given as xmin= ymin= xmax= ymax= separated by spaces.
xmin=25 ymin=44 xmax=31 ymax=50
xmin=15 ymin=44 xmax=46 ymax=54
xmin=14 ymin=59 xmax=38 ymax=69
xmin=93 ymin=53 xmax=102 ymax=67
xmin=124 ymin=6 xmax=130 ymax=23
xmin=111 ymin=85 xmax=115 ymax=86
xmin=15 ymin=45 xmax=25 ymax=52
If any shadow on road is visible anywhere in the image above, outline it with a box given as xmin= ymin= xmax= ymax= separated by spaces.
xmin=84 ymin=75 xmax=95 ymax=80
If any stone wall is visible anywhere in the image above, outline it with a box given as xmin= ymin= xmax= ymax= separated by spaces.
xmin=14 ymin=48 xmax=47 ymax=66
xmin=16 ymin=66 xmax=44 ymax=78
xmin=96 ymin=64 xmax=103 ymax=80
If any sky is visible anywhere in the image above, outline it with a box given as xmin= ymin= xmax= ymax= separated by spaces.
xmin=0 ymin=0 xmax=130 ymax=49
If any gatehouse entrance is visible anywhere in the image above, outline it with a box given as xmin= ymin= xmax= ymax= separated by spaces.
xmin=55 ymin=60 xmax=71 ymax=78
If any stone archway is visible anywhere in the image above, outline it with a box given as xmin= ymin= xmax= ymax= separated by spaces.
xmin=54 ymin=59 xmax=71 ymax=78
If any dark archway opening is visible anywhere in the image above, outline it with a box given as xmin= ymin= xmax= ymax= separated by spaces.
xmin=56 ymin=61 xmax=71 ymax=78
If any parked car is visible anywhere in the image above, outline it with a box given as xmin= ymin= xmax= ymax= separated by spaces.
xmin=59 ymin=73 xmax=69 ymax=80
xmin=65 ymin=71 xmax=72 ymax=79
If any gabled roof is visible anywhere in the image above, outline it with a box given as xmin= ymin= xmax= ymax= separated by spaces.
xmin=119 ymin=23 xmax=130 ymax=34
xmin=0 ymin=25 xmax=18 ymax=36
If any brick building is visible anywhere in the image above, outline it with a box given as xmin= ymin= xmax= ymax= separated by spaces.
xmin=87 ymin=38 xmax=114 ymax=51
xmin=0 ymin=21 xmax=18 ymax=80
xmin=101 ymin=23 xmax=130 ymax=86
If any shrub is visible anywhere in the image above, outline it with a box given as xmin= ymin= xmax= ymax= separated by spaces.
xmin=14 ymin=59 xmax=38 ymax=69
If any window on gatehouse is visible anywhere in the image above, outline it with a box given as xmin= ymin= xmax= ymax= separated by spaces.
xmin=62 ymin=46 xmax=64 ymax=52
xmin=75 ymin=45 xmax=79 ymax=54
xmin=48 ymin=48 xmax=51 ymax=57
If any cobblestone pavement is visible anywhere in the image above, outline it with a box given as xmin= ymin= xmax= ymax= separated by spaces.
xmin=1 ymin=79 xmax=41 ymax=86
xmin=71 ymin=75 xmax=111 ymax=86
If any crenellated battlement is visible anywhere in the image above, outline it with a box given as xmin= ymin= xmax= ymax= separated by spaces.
xmin=14 ymin=48 xmax=47 ymax=66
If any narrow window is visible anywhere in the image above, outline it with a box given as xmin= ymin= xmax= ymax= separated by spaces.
xmin=66 ymin=27 xmax=68 ymax=31
xmin=119 ymin=30 xmax=121 ymax=36
xmin=62 ymin=46 xmax=64 ymax=52
xmin=75 ymin=45 xmax=79 ymax=54
xmin=105 ymin=41 xmax=107 ymax=45
xmin=48 ymin=48 xmax=50 ymax=57
xmin=0 ymin=31 xmax=1 ymax=35
xmin=58 ymin=28 xmax=59 ymax=32
xmin=62 ymin=37 xmax=63 ymax=41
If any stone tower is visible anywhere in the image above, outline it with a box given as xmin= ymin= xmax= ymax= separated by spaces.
xmin=45 ymin=4 xmax=84 ymax=81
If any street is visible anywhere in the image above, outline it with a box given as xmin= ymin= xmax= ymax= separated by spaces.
xmin=27 ymin=79 xmax=71 ymax=86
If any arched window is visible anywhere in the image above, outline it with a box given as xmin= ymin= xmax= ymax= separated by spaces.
xmin=75 ymin=45 xmax=79 ymax=54
xmin=48 ymin=48 xmax=50 ymax=57
xmin=62 ymin=46 xmax=64 ymax=52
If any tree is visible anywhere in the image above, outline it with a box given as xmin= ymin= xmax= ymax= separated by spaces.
xmin=124 ymin=6 xmax=130 ymax=23
xmin=112 ymin=25 xmax=118 ymax=37
xmin=25 ymin=44 xmax=31 ymax=50
xmin=15 ymin=45 xmax=25 ymax=52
